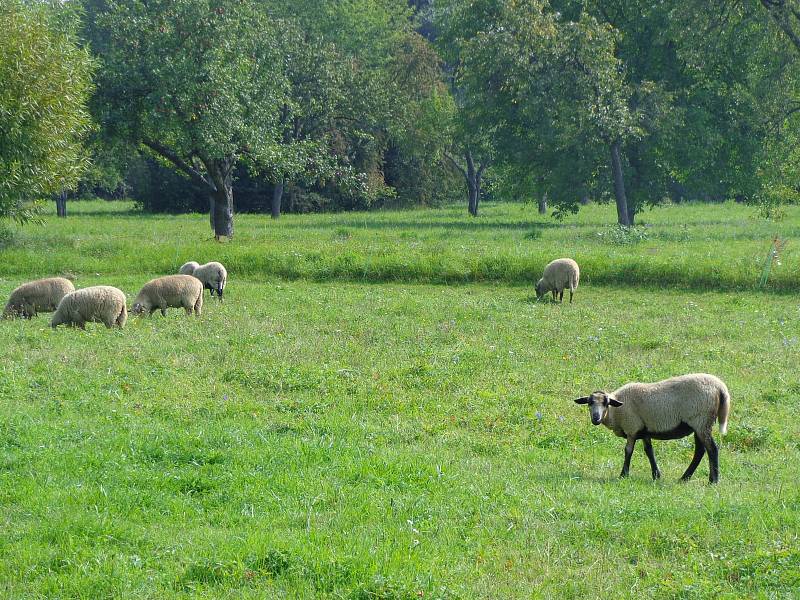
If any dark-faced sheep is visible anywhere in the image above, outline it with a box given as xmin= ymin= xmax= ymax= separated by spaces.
xmin=535 ymin=258 xmax=580 ymax=303
xmin=132 ymin=275 xmax=203 ymax=317
xmin=51 ymin=286 xmax=127 ymax=329
xmin=574 ymin=373 xmax=730 ymax=483
xmin=3 ymin=277 xmax=75 ymax=319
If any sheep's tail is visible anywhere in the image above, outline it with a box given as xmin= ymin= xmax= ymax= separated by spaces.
xmin=717 ymin=386 xmax=730 ymax=435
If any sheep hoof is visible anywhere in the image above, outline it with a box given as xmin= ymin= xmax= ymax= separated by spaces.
xmin=652 ymin=470 xmax=662 ymax=480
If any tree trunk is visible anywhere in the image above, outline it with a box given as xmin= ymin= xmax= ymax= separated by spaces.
xmin=627 ymin=205 xmax=636 ymax=226
xmin=538 ymin=192 xmax=548 ymax=215
xmin=271 ymin=180 xmax=284 ymax=219
xmin=610 ymin=140 xmax=631 ymax=226
xmin=209 ymin=196 xmax=216 ymax=231
xmin=475 ymin=176 xmax=482 ymax=216
xmin=211 ymin=183 xmax=234 ymax=240
xmin=466 ymin=151 xmax=478 ymax=216
xmin=56 ymin=190 xmax=67 ymax=217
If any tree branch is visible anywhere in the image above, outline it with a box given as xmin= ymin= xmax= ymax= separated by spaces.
xmin=443 ymin=152 xmax=468 ymax=179
xmin=142 ymin=138 xmax=213 ymax=190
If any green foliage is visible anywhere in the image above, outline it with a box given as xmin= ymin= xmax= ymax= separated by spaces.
xmin=1 ymin=202 xmax=799 ymax=597
xmin=86 ymin=0 xmax=453 ymax=218
xmin=0 ymin=0 xmax=94 ymax=222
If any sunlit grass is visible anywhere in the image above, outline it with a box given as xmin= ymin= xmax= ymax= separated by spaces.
xmin=0 ymin=201 xmax=798 ymax=598
xmin=2 ymin=199 xmax=799 ymax=291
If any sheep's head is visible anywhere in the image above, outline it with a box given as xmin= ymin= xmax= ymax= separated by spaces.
xmin=534 ymin=279 xmax=545 ymax=299
xmin=131 ymin=302 xmax=147 ymax=316
xmin=574 ymin=391 xmax=623 ymax=425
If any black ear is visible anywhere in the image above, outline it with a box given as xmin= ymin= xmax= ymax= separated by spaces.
xmin=608 ymin=397 xmax=623 ymax=407
xmin=574 ymin=396 xmax=591 ymax=404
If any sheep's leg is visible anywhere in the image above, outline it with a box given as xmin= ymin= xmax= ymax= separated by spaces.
xmin=680 ymin=433 xmax=706 ymax=482
xmin=642 ymin=437 xmax=661 ymax=480
xmin=160 ymin=306 xmax=167 ymax=317
xmin=620 ymin=436 xmax=636 ymax=478
xmin=697 ymin=430 xmax=720 ymax=483
xmin=551 ymin=290 xmax=557 ymax=301
xmin=559 ymin=290 xmax=564 ymax=303
xmin=569 ymin=290 xmax=574 ymax=304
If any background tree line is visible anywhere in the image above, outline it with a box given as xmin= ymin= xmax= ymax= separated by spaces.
xmin=3 ymin=0 xmax=800 ymax=233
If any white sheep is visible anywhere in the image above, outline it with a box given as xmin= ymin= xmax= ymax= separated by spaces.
xmin=181 ymin=261 xmax=227 ymax=300
xmin=51 ymin=285 xmax=128 ymax=329
xmin=132 ymin=275 xmax=203 ymax=317
xmin=3 ymin=277 xmax=75 ymax=319
xmin=535 ymin=258 xmax=580 ymax=303
xmin=179 ymin=261 xmax=200 ymax=276
xmin=574 ymin=373 xmax=730 ymax=483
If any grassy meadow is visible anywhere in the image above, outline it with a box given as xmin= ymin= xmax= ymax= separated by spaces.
xmin=1 ymin=200 xmax=799 ymax=598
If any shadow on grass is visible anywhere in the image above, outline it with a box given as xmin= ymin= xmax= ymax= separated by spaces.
xmin=278 ymin=218 xmax=566 ymax=232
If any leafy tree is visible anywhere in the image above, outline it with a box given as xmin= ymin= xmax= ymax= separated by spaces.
xmin=90 ymin=0 xmax=288 ymax=239
xmin=0 ymin=0 xmax=93 ymax=223
xmin=264 ymin=0 xmax=451 ymax=215
xmin=432 ymin=0 xmax=499 ymax=216
xmin=444 ymin=1 xmax=645 ymax=222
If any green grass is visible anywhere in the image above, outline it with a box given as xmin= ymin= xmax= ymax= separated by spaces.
xmin=2 ymin=199 xmax=800 ymax=291
xmin=1 ymin=201 xmax=799 ymax=598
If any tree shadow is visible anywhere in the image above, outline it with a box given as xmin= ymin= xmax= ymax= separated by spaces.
xmin=278 ymin=218 xmax=567 ymax=232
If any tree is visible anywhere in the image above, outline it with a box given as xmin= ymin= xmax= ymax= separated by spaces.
xmin=262 ymin=0 xmax=451 ymax=216
xmin=432 ymin=0 xmax=499 ymax=216
xmin=90 ymin=0 xmax=287 ymax=239
xmin=0 ymin=0 xmax=93 ymax=223
xmin=447 ymin=1 xmax=646 ymax=223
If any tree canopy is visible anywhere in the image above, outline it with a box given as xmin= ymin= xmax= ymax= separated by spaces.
xmin=6 ymin=0 xmax=800 ymax=226
xmin=0 ymin=0 xmax=93 ymax=222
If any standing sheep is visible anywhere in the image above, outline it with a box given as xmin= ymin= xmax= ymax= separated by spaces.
xmin=574 ymin=373 xmax=730 ymax=483
xmin=3 ymin=277 xmax=75 ymax=319
xmin=132 ymin=275 xmax=203 ymax=317
xmin=180 ymin=261 xmax=227 ymax=300
xmin=51 ymin=286 xmax=128 ymax=329
xmin=535 ymin=258 xmax=580 ymax=303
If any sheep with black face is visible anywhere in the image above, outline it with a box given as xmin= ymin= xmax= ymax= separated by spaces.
xmin=574 ymin=373 xmax=730 ymax=483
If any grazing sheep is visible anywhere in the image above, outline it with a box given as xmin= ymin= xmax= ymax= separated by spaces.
xmin=51 ymin=286 xmax=127 ymax=329
xmin=185 ymin=261 xmax=227 ymax=300
xmin=574 ymin=374 xmax=730 ymax=483
xmin=3 ymin=277 xmax=75 ymax=319
xmin=179 ymin=261 xmax=200 ymax=276
xmin=535 ymin=258 xmax=580 ymax=303
xmin=132 ymin=275 xmax=203 ymax=317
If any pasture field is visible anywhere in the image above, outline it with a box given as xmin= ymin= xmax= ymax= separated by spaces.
xmin=1 ymin=200 xmax=799 ymax=598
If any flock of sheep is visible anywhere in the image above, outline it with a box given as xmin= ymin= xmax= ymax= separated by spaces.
xmin=2 ymin=260 xmax=226 ymax=328
xmin=3 ymin=256 xmax=730 ymax=484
